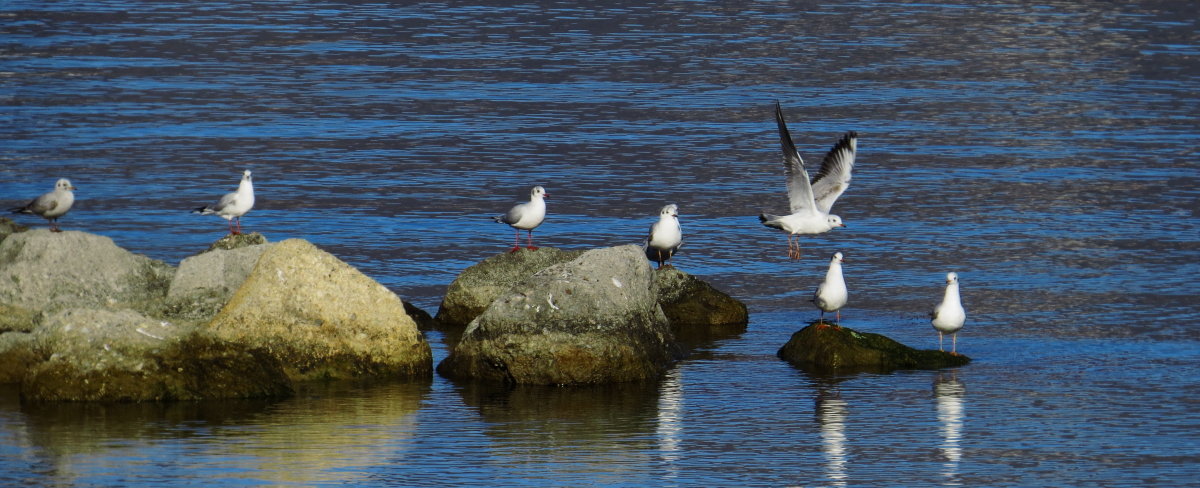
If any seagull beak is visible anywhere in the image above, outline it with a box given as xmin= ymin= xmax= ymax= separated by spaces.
xmin=840 ymin=223 xmax=846 ymax=227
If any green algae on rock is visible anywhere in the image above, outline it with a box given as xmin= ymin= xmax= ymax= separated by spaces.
xmin=778 ymin=322 xmax=971 ymax=374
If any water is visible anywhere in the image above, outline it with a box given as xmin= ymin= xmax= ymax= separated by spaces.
xmin=2 ymin=0 xmax=1198 ymax=485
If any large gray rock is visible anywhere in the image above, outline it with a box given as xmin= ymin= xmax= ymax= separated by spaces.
xmin=206 ymin=239 xmax=433 ymax=382
xmin=0 ymin=230 xmax=173 ymax=318
xmin=435 ymin=248 xmax=585 ymax=328
xmin=20 ymin=308 xmax=291 ymax=402
xmin=437 ymin=245 xmax=679 ymax=385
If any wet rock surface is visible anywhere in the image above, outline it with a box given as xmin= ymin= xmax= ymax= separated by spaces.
xmin=778 ymin=322 xmax=971 ymax=374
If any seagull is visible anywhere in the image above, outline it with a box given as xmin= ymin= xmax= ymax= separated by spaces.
xmin=812 ymin=252 xmax=848 ymax=329
xmin=931 ymin=272 xmax=966 ymax=355
xmin=759 ymin=102 xmax=857 ymax=259
xmin=494 ymin=186 xmax=547 ymax=252
xmin=644 ymin=204 xmax=682 ymax=269
xmin=193 ymin=169 xmax=255 ymax=235
xmin=10 ymin=178 xmax=76 ymax=232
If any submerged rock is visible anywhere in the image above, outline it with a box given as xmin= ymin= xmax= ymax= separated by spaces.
xmin=435 ymin=248 xmax=585 ymax=328
xmin=438 ymin=245 xmax=679 ymax=385
xmin=777 ymin=323 xmax=971 ymax=373
xmin=206 ymin=239 xmax=432 ymax=382
xmin=652 ymin=267 xmax=748 ymax=340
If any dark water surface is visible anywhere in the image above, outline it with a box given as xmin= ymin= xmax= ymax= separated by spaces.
xmin=3 ymin=1 xmax=1198 ymax=486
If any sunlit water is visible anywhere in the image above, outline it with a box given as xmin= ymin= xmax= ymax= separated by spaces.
xmin=2 ymin=1 xmax=1198 ymax=486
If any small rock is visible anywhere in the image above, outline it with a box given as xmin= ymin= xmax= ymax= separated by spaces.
xmin=778 ymin=323 xmax=971 ymax=373
xmin=652 ymin=267 xmax=748 ymax=340
xmin=204 ymin=232 xmax=268 ymax=253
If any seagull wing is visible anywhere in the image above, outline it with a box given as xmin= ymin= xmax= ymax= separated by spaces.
xmin=212 ymin=191 xmax=238 ymax=212
xmin=810 ymin=131 xmax=857 ymax=215
xmin=776 ymin=102 xmax=818 ymax=216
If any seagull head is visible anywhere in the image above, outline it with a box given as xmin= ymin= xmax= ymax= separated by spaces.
xmin=531 ymin=186 xmax=547 ymax=199
xmin=827 ymin=215 xmax=845 ymax=228
xmin=660 ymin=204 xmax=678 ymax=217
xmin=832 ymin=252 xmax=844 ymax=263
xmin=55 ymin=178 xmax=75 ymax=191
xmin=946 ymin=272 xmax=958 ymax=284
xmin=243 ymin=169 xmax=252 ymax=180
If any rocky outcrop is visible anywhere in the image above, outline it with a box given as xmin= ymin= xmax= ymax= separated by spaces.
xmin=0 ymin=229 xmax=433 ymax=401
xmin=437 ymin=245 xmax=680 ymax=385
xmin=206 ymin=239 xmax=432 ymax=381
xmin=778 ymin=323 xmax=971 ymax=373
xmin=434 ymin=248 xmax=585 ymax=328
xmin=652 ymin=267 xmax=748 ymax=341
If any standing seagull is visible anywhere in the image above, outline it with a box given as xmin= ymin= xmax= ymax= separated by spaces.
xmin=812 ymin=252 xmax=848 ymax=328
xmin=10 ymin=178 xmax=76 ymax=232
xmin=494 ymin=186 xmax=547 ymax=252
xmin=193 ymin=169 xmax=255 ymax=235
xmin=931 ymin=272 xmax=966 ymax=355
xmin=759 ymin=102 xmax=857 ymax=259
xmin=644 ymin=204 xmax=682 ymax=269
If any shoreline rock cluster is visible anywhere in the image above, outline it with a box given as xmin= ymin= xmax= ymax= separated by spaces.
xmin=1 ymin=217 xmax=967 ymax=402
xmin=0 ymin=225 xmax=431 ymax=402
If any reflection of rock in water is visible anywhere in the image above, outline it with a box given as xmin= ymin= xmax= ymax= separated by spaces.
xmin=455 ymin=379 xmax=664 ymax=476
xmin=816 ymin=388 xmax=849 ymax=487
xmin=657 ymin=369 xmax=684 ymax=482
xmin=935 ymin=373 xmax=966 ymax=485
xmin=17 ymin=380 xmax=430 ymax=485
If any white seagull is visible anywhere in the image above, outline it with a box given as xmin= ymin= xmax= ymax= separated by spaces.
xmin=931 ymin=272 xmax=966 ymax=355
xmin=10 ymin=178 xmax=76 ymax=232
xmin=812 ymin=252 xmax=848 ymax=328
xmin=759 ymin=102 xmax=857 ymax=259
xmin=494 ymin=186 xmax=547 ymax=252
xmin=644 ymin=204 xmax=682 ymax=269
xmin=193 ymin=169 xmax=255 ymax=235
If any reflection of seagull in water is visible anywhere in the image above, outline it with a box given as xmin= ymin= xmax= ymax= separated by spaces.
xmin=934 ymin=372 xmax=965 ymax=483
xmin=931 ymin=272 xmax=966 ymax=355
xmin=10 ymin=178 xmax=76 ymax=232
xmin=815 ymin=386 xmax=849 ymax=487
xmin=644 ymin=204 xmax=682 ymax=269
xmin=193 ymin=170 xmax=255 ymax=235
xmin=494 ymin=186 xmax=547 ymax=252
xmin=759 ymin=102 xmax=857 ymax=259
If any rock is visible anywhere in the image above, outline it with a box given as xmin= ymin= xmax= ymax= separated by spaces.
xmin=206 ymin=239 xmax=432 ymax=382
xmin=20 ymin=308 xmax=291 ymax=402
xmin=434 ymin=248 xmax=586 ymax=328
xmin=0 ymin=217 xmax=28 ymax=242
xmin=437 ymin=245 xmax=679 ymax=385
xmin=777 ymin=323 xmax=971 ymax=373
xmin=652 ymin=267 xmax=748 ymax=340
xmin=204 ymin=232 xmax=269 ymax=252
xmin=0 ymin=332 xmax=37 ymax=384
xmin=169 ymin=242 xmax=273 ymax=299
xmin=0 ymin=229 xmax=174 ymax=318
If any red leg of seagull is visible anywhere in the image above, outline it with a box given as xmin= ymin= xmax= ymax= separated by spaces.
xmin=509 ymin=229 xmax=521 ymax=253
xmin=525 ymin=230 xmax=538 ymax=250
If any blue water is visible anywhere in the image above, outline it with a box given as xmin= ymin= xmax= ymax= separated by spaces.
xmin=2 ymin=1 xmax=1199 ymax=486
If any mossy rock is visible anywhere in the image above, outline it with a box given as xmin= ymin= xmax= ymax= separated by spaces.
xmin=652 ymin=267 xmax=748 ymax=340
xmin=204 ymin=232 xmax=268 ymax=253
xmin=778 ymin=323 xmax=970 ymax=374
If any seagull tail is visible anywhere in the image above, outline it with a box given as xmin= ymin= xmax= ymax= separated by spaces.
xmin=759 ymin=213 xmax=784 ymax=228
xmin=192 ymin=206 xmax=214 ymax=215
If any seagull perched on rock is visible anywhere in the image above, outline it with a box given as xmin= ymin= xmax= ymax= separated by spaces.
xmin=812 ymin=252 xmax=848 ymax=328
xmin=643 ymin=204 xmax=682 ymax=269
xmin=10 ymin=178 xmax=76 ymax=232
xmin=931 ymin=272 xmax=966 ymax=355
xmin=759 ymin=102 xmax=857 ymax=259
xmin=193 ymin=169 xmax=255 ymax=235
xmin=494 ymin=186 xmax=547 ymax=252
